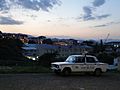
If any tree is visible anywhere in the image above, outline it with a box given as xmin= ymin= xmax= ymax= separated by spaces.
xmin=82 ymin=40 xmax=95 ymax=46
xmin=28 ymin=40 xmax=36 ymax=44
xmin=69 ymin=39 xmax=78 ymax=45
xmin=0 ymin=31 xmax=2 ymax=34
xmin=0 ymin=31 xmax=3 ymax=39
xmin=38 ymin=36 xmax=46 ymax=39
xmin=100 ymin=39 xmax=105 ymax=52
xmin=0 ymin=38 xmax=27 ymax=65
xmin=42 ymin=38 xmax=53 ymax=44
xmin=97 ymin=52 xmax=114 ymax=65
xmin=38 ymin=52 xmax=58 ymax=67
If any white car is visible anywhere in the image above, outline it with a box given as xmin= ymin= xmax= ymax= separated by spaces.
xmin=51 ymin=55 xmax=108 ymax=76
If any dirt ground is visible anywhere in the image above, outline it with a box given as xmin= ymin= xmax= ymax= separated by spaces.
xmin=0 ymin=72 xmax=120 ymax=90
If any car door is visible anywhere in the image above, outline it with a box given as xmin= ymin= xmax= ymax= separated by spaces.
xmin=72 ymin=56 xmax=86 ymax=72
xmin=86 ymin=57 xmax=96 ymax=72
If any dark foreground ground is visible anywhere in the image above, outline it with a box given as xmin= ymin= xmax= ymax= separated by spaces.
xmin=0 ymin=72 xmax=120 ymax=90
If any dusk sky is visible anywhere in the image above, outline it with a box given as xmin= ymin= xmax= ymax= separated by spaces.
xmin=0 ymin=0 xmax=120 ymax=40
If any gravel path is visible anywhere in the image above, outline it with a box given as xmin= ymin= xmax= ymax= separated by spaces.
xmin=0 ymin=72 xmax=120 ymax=90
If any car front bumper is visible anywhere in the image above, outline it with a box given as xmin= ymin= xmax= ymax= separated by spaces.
xmin=51 ymin=67 xmax=61 ymax=72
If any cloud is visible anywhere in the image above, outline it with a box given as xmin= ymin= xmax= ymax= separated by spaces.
xmin=83 ymin=6 xmax=95 ymax=21
xmin=0 ymin=16 xmax=23 ymax=25
xmin=93 ymin=0 xmax=105 ymax=7
xmin=94 ymin=21 xmax=120 ymax=28
xmin=0 ymin=0 xmax=9 ymax=11
xmin=0 ymin=0 xmax=61 ymax=25
xmin=0 ymin=0 xmax=61 ymax=12
xmin=97 ymin=14 xmax=110 ymax=19
xmin=94 ymin=24 xmax=107 ymax=27
xmin=80 ymin=0 xmax=110 ymax=21
xmin=82 ymin=6 xmax=110 ymax=21
xmin=15 ymin=0 xmax=61 ymax=11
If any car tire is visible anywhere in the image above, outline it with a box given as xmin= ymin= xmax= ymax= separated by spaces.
xmin=62 ymin=68 xmax=71 ymax=76
xmin=94 ymin=69 xmax=102 ymax=76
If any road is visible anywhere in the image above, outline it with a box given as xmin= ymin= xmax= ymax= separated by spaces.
xmin=0 ymin=72 xmax=120 ymax=90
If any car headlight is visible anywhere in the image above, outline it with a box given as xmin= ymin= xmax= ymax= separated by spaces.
xmin=51 ymin=64 xmax=59 ymax=68
xmin=56 ymin=65 xmax=59 ymax=68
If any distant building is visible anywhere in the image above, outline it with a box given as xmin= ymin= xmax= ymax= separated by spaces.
xmin=28 ymin=36 xmax=46 ymax=44
xmin=22 ymin=44 xmax=93 ymax=60
xmin=105 ymin=41 xmax=120 ymax=47
xmin=105 ymin=47 xmax=113 ymax=53
xmin=28 ymin=37 xmax=40 ymax=44
xmin=0 ymin=32 xmax=29 ymax=43
xmin=116 ymin=48 xmax=120 ymax=53
xmin=22 ymin=44 xmax=38 ymax=60
xmin=37 ymin=44 xmax=58 ymax=56
xmin=52 ymin=39 xmax=79 ymax=46
xmin=53 ymin=42 xmax=68 ymax=46
xmin=104 ymin=41 xmax=120 ymax=53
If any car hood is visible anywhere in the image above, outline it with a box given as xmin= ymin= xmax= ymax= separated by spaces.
xmin=51 ymin=62 xmax=72 ymax=65
xmin=97 ymin=62 xmax=108 ymax=65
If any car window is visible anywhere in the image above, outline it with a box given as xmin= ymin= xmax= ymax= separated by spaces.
xmin=65 ymin=56 xmax=75 ymax=62
xmin=75 ymin=57 xmax=85 ymax=63
xmin=86 ymin=57 xmax=96 ymax=63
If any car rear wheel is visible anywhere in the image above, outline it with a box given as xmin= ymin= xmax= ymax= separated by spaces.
xmin=94 ymin=69 xmax=102 ymax=76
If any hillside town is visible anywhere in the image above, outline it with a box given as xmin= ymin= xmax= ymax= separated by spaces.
xmin=0 ymin=31 xmax=120 ymax=70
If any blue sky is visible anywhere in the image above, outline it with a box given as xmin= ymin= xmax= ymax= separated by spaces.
xmin=0 ymin=0 xmax=120 ymax=40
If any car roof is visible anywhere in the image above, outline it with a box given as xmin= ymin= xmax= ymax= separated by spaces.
xmin=69 ymin=55 xmax=95 ymax=57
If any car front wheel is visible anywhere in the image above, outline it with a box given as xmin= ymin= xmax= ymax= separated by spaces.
xmin=62 ymin=68 xmax=71 ymax=76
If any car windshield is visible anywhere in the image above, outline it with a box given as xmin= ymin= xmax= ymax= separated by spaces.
xmin=65 ymin=56 xmax=75 ymax=63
